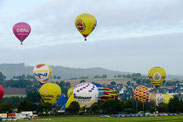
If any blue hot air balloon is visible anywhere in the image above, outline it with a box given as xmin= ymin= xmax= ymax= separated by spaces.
xmin=53 ymin=94 xmax=68 ymax=110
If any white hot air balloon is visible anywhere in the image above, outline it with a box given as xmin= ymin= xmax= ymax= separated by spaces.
xmin=33 ymin=64 xmax=52 ymax=84
xmin=73 ymin=82 xmax=98 ymax=108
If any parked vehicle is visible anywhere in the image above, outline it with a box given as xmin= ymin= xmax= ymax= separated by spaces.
xmin=32 ymin=114 xmax=40 ymax=120
xmin=0 ymin=118 xmax=6 ymax=121
xmin=99 ymin=115 xmax=110 ymax=118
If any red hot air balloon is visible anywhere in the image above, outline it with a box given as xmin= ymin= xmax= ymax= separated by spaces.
xmin=0 ymin=85 xmax=4 ymax=101
xmin=13 ymin=22 xmax=31 ymax=45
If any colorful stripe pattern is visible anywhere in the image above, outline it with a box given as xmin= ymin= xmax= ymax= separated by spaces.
xmin=134 ymin=85 xmax=149 ymax=102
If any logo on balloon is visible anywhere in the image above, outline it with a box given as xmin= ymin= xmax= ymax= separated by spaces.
xmin=153 ymin=72 xmax=162 ymax=82
xmin=34 ymin=73 xmax=48 ymax=78
xmin=76 ymin=19 xmax=86 ymax=32
xmin=74 ymin=96 xmax=92 ymax=100
xmin=16 ymin=28 xmax=30 ymax=33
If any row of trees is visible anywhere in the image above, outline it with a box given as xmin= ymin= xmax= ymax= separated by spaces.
xmin=66 ymin=97 xmax=183 ymax=115
xmin=1 ymin=91 xmax=183 ymax=114
xmin=12 ymin=74 xmax=61 ymax=80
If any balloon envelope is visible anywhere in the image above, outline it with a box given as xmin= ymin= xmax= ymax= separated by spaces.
xmin=100 ymin=88 xmax=118 ymax=102
xmin=33 ymin=64 xmax=52 ymax=84
xmin=148 ymin=67 xmax=166 ymax=87
xmin=39 ymin=83 xmax=61 ymax=104
xmin=75 ymin=14 xmax=97 ymax=41
xmin=67 ymin=87 xmax=74 ymax=98
xmin=65 ymin=93 xmax=76 ymax=109
xmin=134 ymin=85 xmax=149 ymax=103
xmin=53 ymin=94 xmax=68 ymax=110
xmin=73 ymin=82 xmax=98 ymax=108
xmin=163 ymin=94 xmax=173 ymax=104
xmin=0 ymin=85 xmax=4 ymax=101
xmin=92 ymin=82 xmax=104 ymax=101
xmin=149 ymin=93 xmax=164 ymax=105
xmin=149 ymin=93 xmax=173 ymax=105
xmin=13 ymin=22 xmax=31 ymax=44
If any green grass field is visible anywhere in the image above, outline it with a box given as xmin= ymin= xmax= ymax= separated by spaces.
xmin=20 ymin=116 xmax=183 ymax=122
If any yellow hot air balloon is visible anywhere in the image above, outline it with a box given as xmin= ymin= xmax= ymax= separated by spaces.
xmin=65 ymin=93 xmax=76 ymax=108
xmin=75 ymin=13 xmax=97 ymax=41
xmin=67 ymin=87 xmax=74 ymax=98
xmin=33 ymin=64 xmax=52 ymax=84
xmin=148 ymin=67 xmax=166 ymax=87
xmin=39 ymin=83 xmax=61 ymax=104
xmin=162 ymin=94 xmax=173 ymax=104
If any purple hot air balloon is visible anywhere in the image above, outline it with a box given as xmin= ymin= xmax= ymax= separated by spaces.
xmin=13 ymin=22 xmax=31 ymax=45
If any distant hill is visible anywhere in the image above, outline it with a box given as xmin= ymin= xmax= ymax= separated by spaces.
xmin=0 ymin=63 xmax=183 ymax=80
xmin=0 ymin=63 xmax=129 ymax=80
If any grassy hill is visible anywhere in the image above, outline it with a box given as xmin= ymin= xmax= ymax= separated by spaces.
xmin=0 ymin=63 xmax=183 ymax=81
xmin=0 ymin=63 xmax=129 ymax=80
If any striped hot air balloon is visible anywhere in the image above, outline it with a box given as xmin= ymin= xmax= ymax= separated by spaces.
xmin=100 ymin=88 xmax=118 ymax=102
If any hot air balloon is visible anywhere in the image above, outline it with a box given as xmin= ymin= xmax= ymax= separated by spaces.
xmin=67 ymin=87 xmax=74 ymax=98
xmin=13 ymin=22 xmax=31 ymax=45
xmin=73 ymin=82 xmax=98 ymax=108
xmin=134 ymin=85 xmax=149 ymax=103
xmin=162 ymin=94 xmax=173 ymax=104
xmin=92 ymin=83 xmax=104 ymax=102
xmin=149 ymin=93 xmax=173 ymax=105
xmin=65 ymin=87 xmax=76 ymax=109
xmin=0 ymin=85 xmax=4 ymax=101
xmin=148 ymin=67 xmax=166 ymax=87
xmin=100 ymin=88 xmax=118 ymax=102
xmin=148 ymin=93 xmax=164 ymax=105
xmin=39 ymin=83 xmax=61 ymax=104
xmin=53 ymin=94 xmax=68 ymax=110
xmin=75 ymin=14 xmax=97 ymax=41
xmin=33 ymin=64 xmax=52 ymax=84
xmin=65 ymin=93 xmax=76 ymax=109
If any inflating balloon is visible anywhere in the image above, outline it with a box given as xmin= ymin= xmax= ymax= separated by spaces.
xmin=148 ymin=93 xmax=164 ymax=105
xmin=100 ymin=88 xmax=118 ymax=102
xmin=75 ymin=14 xmax=97 ymax=41
xmin=162 ymin=94 xmax=173 ymax=104
xmin=92 ymin=83 xmax=104 ymax=102
xmin=134 ymin=85 xmax=149 ymax=103
xmin=13 ymin=22 xmax=31 ymax=45
xmin=39 ymin=83 xmax=61 ymax=104
xmin=0 ymin=85 xmax=4 ymax=101
xmin=53 ymin=94 xmax=68 ymax=110
xmin=65 ymin=93 xmax=76 ymax=108
xmin=149 ymin=93 xmax=172 ymax=105
xmin=33 ymin=64 xmax=52 ymax=84
xmin=67 ymin=87 xmax=74 ymax=98
xmin=73 ymin=82 xmax=98 ymax=108
xmin=148 ymin=67 xmax=166 ymax=87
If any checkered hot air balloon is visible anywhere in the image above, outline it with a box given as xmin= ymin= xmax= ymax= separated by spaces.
xmin=134 ymin=85 xmax=149 ymax=103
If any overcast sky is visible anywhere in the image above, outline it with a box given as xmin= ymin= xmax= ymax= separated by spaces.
xmin=0 ymin=0 xmax=183 ymax=75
